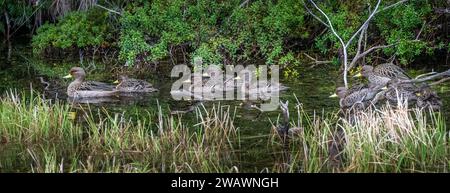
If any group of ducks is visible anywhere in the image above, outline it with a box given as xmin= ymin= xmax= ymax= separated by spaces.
xmin=171 ymin=68 xmax=289 ymax=100
xmin=64 ymin=66 xmax=289 ymax=100
xmin=330 ymin=63 xmax=442 ymax=111
xmin=63 ymin=67 xmax=157 ymax=98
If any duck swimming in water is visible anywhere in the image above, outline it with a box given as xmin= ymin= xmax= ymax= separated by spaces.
xmin=114 ymin=75 xmax=158 ymax=93
xmin=63 ymin=67 xmax=117 ymax=98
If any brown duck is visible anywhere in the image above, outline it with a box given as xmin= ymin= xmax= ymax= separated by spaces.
xmin=354 ymin=63 xmax=411 ymax=86
xmin=63 ymin=67 xmax=117 ymax=98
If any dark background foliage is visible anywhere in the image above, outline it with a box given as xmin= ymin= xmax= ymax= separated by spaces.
xmin=1 ymin=0 xmax=448 ymax=77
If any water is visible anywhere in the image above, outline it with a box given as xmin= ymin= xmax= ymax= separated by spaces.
xmin=1 ymin=42 xmax=449 ymax=172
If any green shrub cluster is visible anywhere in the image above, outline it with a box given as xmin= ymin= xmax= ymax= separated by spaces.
xmin=31 ymin=8 xmax=111 ymax=54
xmin=27 ymin=0 xmax=448 ymax=69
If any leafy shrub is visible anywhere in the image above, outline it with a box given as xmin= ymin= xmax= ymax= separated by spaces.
xmin=32 ymin=9 xmax=110 ymax=54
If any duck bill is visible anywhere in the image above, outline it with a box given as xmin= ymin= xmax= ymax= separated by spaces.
xmin=329 ymin=93 xmax=338 ymax=98
xmin=381 ymin=86 xmax=388 ymax=90
xmin=353 ymin=72 xmax=362 ymax=78
xmin=113 ymin=80 xmax=119 ymax=84
xmin=63 ymin=74 xmax=72 ymax=79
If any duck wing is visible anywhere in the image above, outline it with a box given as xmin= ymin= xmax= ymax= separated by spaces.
xmin=80 ymin=81 xmax=115 ymax=91
xmin=121 ymin=78 xmax=157 ymax=92
xmin=375 ymin=63 xmax=411 ymax=80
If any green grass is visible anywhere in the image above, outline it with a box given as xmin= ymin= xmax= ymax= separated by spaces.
xmin=0 ymin=90 xmax=240 ymax=172
xmin=0 ymin=90 xmax=448 ymax=172
xmin=271 ymin=99 xmax=449 ymax=173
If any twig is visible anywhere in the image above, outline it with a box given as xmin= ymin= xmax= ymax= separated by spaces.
xmin=95 ymin=4 xmax=121 ymax=15
xmin=345 ymin=0 xmax=381 ymax=48
xmin=350 ymin=25 xmax=367 ymax=68
xmin=303 ymin=2 xmax=330 ymax=28
xmin=414 ymin=71 xmax=437 ymax=79
xmin=400 ymin=69 xmax=450 ymax=84
xmin=38 ymin=77 xmax=50 ymax=90
xmin=239 ymin=0 xmax=250 ymax=8
xmin=308 ymin=0 xmax=348 ymax=87
xmin=304 ymin=53 xmax=332 ymax=65
xmin=349 ymin=43 xmax=397 ymax=69
xmin=429 ymin=77 xmax=450 ymax=86
xmin=4 ymin=10 xmax=10 ymax=41
xmin=415 ymin=20 xmax=426 ymax=40
xmin=376 ymin=0 xmax=409 ymax=14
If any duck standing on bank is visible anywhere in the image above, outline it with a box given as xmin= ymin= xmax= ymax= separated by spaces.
xmin=353 ymin=63 xmax=411 ymax=86
xmin=63 ymin=67 xmax=117 ymax=98
xmin=114 ymin=75 xmax=158 ymax=93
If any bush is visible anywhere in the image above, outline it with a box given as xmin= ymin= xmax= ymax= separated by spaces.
xmin=32 ymin=9 xmax=111 ymax=54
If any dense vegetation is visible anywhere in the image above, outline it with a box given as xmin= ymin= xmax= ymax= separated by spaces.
xmin=0 ymin=91 xmax=447 ymax=172
xmin=1 ymin=0 xmax=448 ymax=76
xmin=1 ymin=0 xmax=449 ymax=174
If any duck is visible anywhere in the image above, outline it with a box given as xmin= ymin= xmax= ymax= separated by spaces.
xmin=330 ymin=84 xmax=386 ymax=109
xmin=113 ymin=75 xmax=158 ymax=93
xmin=237 ymin=70 xmax=289 ymax=100
xmin=384 ymin=80 xmax=419 ymax=105
xmin=63 ymin=67 xmax=117 ymax=98
xmin=353 ymin=63 xmax=411 ymax=86
xmin=415 ymin=84 xmax=442 ymax=110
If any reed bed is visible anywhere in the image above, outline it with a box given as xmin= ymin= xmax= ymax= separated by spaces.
xmin=0 ymin=91 xmax=239 ymax=172
xmin=0 ymin=91 xmax=448 ymax=172
xmin=271 ymin=101 xmax=449 ymax=173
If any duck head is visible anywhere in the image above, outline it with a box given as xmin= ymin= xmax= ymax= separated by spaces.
xmin=330 ymin=87 xmax=347 ymax=98
xmin=353 ymin=65 xmax=373 ymax=78
xmin=64 ymin=67 xmax=86 ymax=80
xmin=114 ymin=75 xmax=129 ymax=84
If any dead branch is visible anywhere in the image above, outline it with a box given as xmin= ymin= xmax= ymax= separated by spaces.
xmin=303 ymin=2 xmax=329 ymax=28
xmin=349 ymin=43 xmax=397 ymax=69
xmin=304 ymin=53 xmax=332 ymax=66
xmin=240 ymin=0 xmax=251 ymax=8
xmin=415 ymin=20 xmax=426 ymax=40
xmin=308 ymin=0 xmax=349 ymax=87
xmin=430 ymin=77 xmax=450 ymax=86
xmin=401 ymin=69 xmax=450 ymax=84
xmin=306 ymin=0 xmax=409 ymax=88
xmin=377 ymin=0 xmax=409 ymax=14
xmin=415 ymin=71 xmax=437 ymax=79
xmin=95 ymin=4 xmax=121 ymax=15
xmin=345 ymin=0 xmax=381 ymax=48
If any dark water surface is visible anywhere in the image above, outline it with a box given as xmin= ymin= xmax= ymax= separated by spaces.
xmin=1 ymin=42 xmax=449 ymax=172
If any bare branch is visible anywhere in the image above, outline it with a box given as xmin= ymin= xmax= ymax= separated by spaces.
xmin=95 ymin=4 xmax=121 ymax=15
xmin=416 ymin=21 xmax=426 ymax=40
xmin=304 ymin=53 xmax=332 ymax=67
xmin=415 ymin=71 xmax=437 ymax=79
xmin=308 ymin=0 xmax=348 ymax=88
xmin=400 ymin=69 xmax=450 ymax=84
xmin=430 ymin=77 xmax=450 ymax=86
xmin=345 ymin=0 xmax=381 ymax=48
xmin=303 ymin=2 xmax=329 ymax=28
xmin=352 ymin=24 xmax=368 ymax=66
xmin=376 ymin=0 xmax=409 ymax=14
xmin=349 ymin=43 xmax=397 ymax=69
xmin=240 ymin=0 xmax=251 ymax=8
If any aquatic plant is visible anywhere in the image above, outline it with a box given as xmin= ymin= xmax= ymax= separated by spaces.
xmin=0 ymin=91 xmax=239 ymax=172
xmin=271 ymin=98 xmax=449 ymax=173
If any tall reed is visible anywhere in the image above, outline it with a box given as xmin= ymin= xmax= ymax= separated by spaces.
xmin=0 ymin=91 xmax=240 ymax=173
xmin=271 ymin=100 xmax=449 ymax=173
